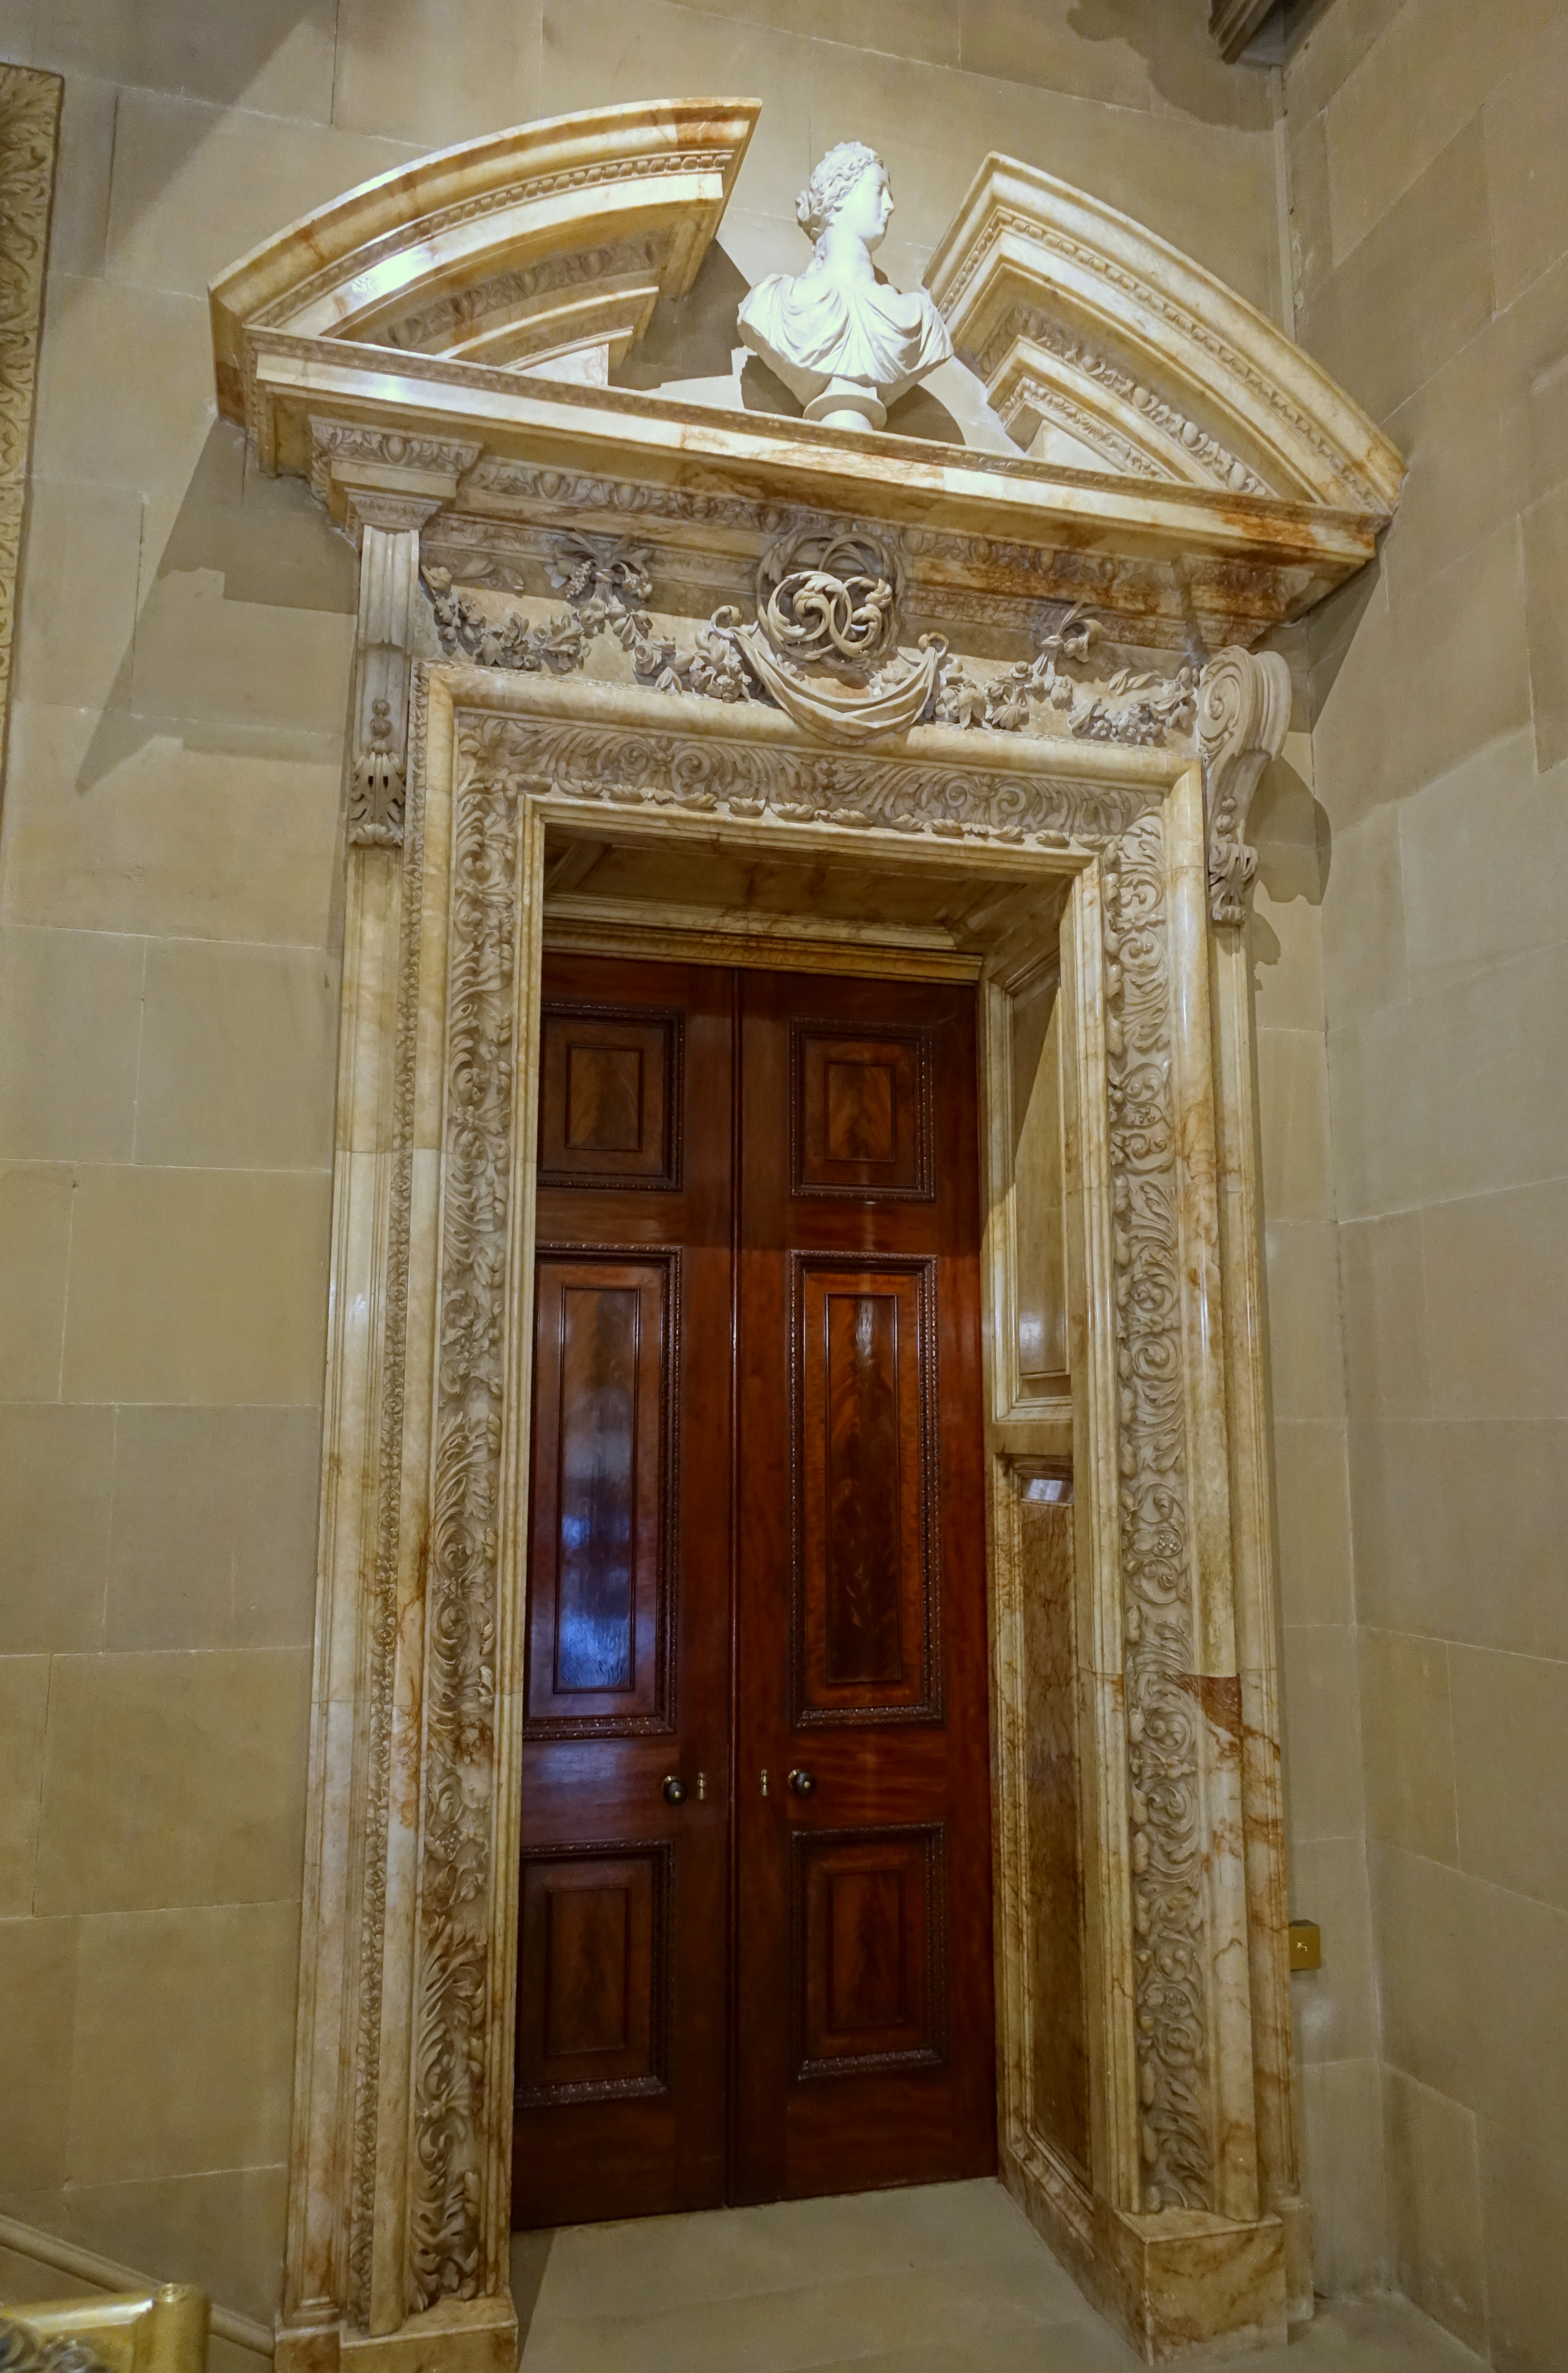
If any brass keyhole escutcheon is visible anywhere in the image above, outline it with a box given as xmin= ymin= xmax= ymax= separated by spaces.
xmin=788 ymin=1767 xmax=816 ymax=1798
xmin=661 ymin=1774 xmax=687 ymax=1805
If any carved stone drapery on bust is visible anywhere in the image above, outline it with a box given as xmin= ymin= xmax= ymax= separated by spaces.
xmin=1197 ymin=647 xmax=1292 ymax=925
xmin=738 ymin=142 xmax=952 ymax=429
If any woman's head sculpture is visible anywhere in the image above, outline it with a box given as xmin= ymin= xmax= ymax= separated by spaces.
xmin=737 ymin=138 xmax=951 ymax=430
xmin=796 ymin=141 xmax=890 ymax=254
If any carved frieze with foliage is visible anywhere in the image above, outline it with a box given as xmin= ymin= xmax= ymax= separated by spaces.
xmin=420 ymin=529 xmax=1196 ymax=759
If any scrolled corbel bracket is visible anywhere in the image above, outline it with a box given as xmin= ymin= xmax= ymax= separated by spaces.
xmin=319 ymin=432 xmax=487 ymax=848
xmin=1197 ymin=646 xmax=1292 ymax=926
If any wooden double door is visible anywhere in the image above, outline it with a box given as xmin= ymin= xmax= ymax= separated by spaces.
xmin=513 ymin=954 xmax=996 ymax=2226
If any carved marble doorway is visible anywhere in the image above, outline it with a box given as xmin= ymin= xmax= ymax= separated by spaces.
xmin=286 ymin=652 xmax=1308 ymax=2371
xmin=214 ymin=97 xmax=1405 ymax=2373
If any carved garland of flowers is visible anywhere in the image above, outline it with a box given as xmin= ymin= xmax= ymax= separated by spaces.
xmin=1101 ymin=810 xmax=1211 ymax=2211
xmin=422 ymin=535 xmax=1197 ymax=752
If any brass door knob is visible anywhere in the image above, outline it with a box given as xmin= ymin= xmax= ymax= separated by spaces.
xmin=661 ymin=1774 xmax=687 ymax=1805
xmin=787 ymin=1768 xmax=816 ymax=1798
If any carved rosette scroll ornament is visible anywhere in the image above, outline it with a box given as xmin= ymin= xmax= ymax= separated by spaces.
xmin=452 ymin=709 xmax=1157 ymax=847
xmin=755 ymin=529 xmax=902 ymax=668
xmin=1197 ymin=647 xmax=1293 ymax=925
xmin=1101 ymin=810 xmax=1210 ymax=2211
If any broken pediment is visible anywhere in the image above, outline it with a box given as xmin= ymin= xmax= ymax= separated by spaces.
xmin=209 ymin=97 xmax=759 ymax=416
xmin=208 ymin=99 xmax=1402 ymax=656
xmin=925 ymin=153 xmax=1403 ymax=518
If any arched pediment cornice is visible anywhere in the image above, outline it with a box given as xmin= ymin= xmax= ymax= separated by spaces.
xmin=210 ymin=97 xmax=760 ymax=418
xmin=208 ymin=100 xmax=1401 ymax=657
xmin=925 ymin=153 xmax=1403 ymax=518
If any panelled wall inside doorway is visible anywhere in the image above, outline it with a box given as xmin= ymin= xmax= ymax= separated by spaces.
xmin=513 ymin=954 xmax=997 ymax=2226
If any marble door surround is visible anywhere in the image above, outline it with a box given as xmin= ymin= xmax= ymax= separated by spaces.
xmin=206 ymin=100 xmax=1402 ymax=2372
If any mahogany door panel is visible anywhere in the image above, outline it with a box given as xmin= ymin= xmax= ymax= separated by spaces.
xmin=515 ymin=955 xmax=995 ymax=2226
xmin=792 ymin=1021 xmax=933 ymax=1199
xmin=539 ymin=1002 xmax=682 ymax=1190
xmin=733 ymin=968 xmax=995 ymax=2207
xmin=517 ymin=1845 xmax=669 ymax=2103
xmin=513 ymin=956 xmax=732 ymax=2229
xmin=793 ymin=1825 xmax=944 ymax=2076
xmin=526 ymin=1253 xmax=675 ymax=1728
xmin=795 ymin=1258 xmax=938 ymax=1723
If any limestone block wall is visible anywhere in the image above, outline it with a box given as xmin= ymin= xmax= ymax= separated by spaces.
xmin=1245 ymin=720 xmax=1387 ymax=2306
xmin=0 ymin=0 xmax=1339 ymax=2334
xmin=1285 ymin=0 xmax=1568 ymax=2364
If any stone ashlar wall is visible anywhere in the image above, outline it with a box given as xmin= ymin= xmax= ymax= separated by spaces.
xmin=1282 ymin=0 xmax=1568 ymax=2364
xmin=0 ymin=0 xmax=1351 ymax=2331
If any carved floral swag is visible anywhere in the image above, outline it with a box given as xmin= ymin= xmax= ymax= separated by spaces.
xmin=421 ymin=530 xmax=1198 ymax=753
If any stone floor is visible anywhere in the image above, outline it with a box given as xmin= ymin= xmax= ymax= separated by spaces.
xmin=510 ymin=2178 xmax=1484 ymax=2371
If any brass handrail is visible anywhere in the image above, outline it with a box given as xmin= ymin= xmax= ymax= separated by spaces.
xmin=0 ymin=2286 xmax=207 ymax=2373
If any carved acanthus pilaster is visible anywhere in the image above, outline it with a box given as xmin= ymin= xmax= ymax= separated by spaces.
xmin=348 ymin=524 xmax=431 ymax=847
xmin=1197 ymin=647 xmax=1291 ymax=926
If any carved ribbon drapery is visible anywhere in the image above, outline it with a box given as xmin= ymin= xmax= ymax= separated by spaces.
xmin=417 ymin=532 xmax=1198 ymax=759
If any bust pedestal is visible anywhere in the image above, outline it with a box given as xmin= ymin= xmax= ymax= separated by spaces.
xmin=803 ymin=376 xmax=888 ymax=430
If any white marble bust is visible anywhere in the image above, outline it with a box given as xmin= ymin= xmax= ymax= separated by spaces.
xmin=738 ymin=142 xmax=953 ymax=429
